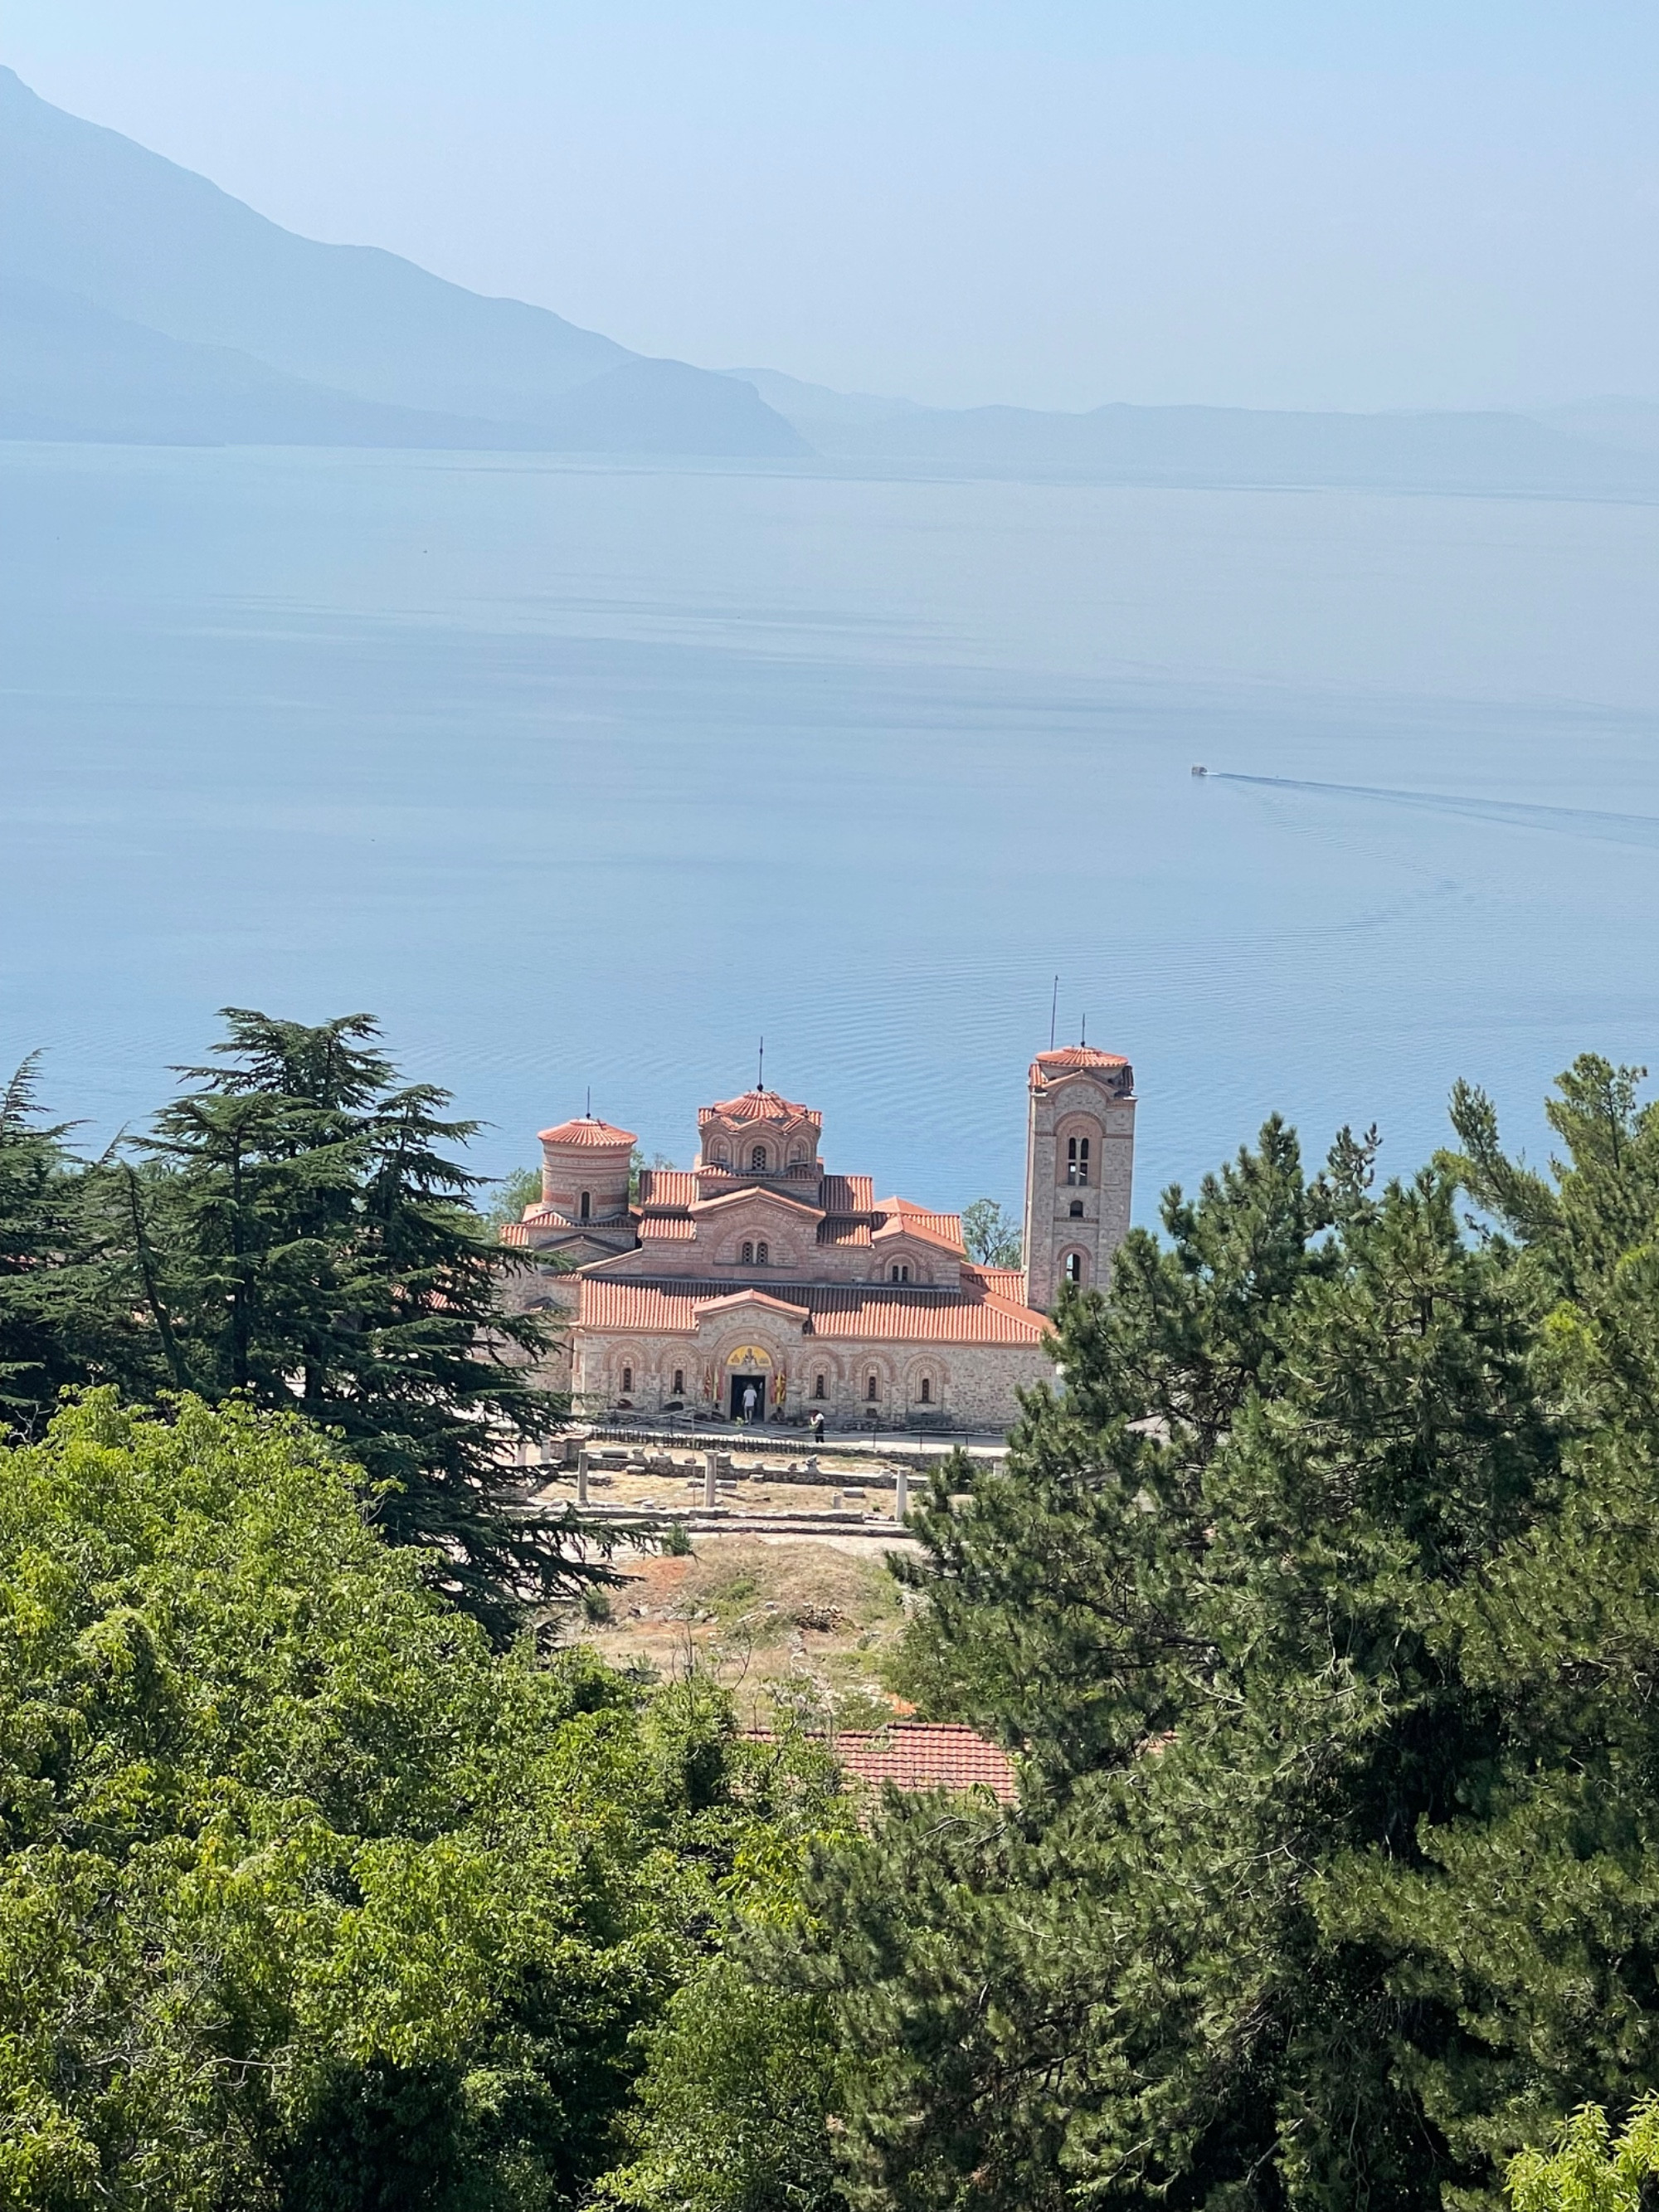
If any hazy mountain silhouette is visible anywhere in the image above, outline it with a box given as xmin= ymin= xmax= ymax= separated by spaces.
xmin=733 ymin=370 xmax=1659 ymax=497
xmin=0 ymin=66 xmax=805 ymax=456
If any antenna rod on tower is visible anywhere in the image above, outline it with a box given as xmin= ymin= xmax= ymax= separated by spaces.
xmin=757 ymin=1035 xmax=765 ymax=1092
xmin=1049 ymin=975 xmax=1058 ymax=1051
xmin=586 ymin=1085 xmax=591 ymax=1118
xmin=1081 ymin=1013 xmax=1087 ymax=1046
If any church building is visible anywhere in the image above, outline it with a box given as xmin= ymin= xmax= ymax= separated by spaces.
xmin=502 ymin=1045 xmax=1136 ymax=1431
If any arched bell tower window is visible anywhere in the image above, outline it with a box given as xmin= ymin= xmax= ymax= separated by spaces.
xmin=1069 ymin=1199 xmax=1084 ymax=1217
xmin=1063 ymin=1250 xmax=1087 ymax=1285
xmin=580 ymin=1191 xmax=591 ymax=1220
xmin=1066 ymin=1136 xmax=1091 ymax=1186
xmin=741 ymin=1240 xmax=754 ymax=1264
xmin=752 ymin=1144 xmax=767 ymax=1172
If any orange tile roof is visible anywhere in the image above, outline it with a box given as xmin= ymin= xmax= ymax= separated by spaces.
xmin=639 ymin=1215 xmax=697 ymax=1240
xmin=577 ymin=1276 xmax=1050 ymax=1346
xmin=833 ymin=1724 xmax=1019 ymax=1805
xmin=637 ymin=1167 xmax=697 ymax=1208
xmin=873 ymin=1198 xmax=965 ymax=1251
xmin=971 ymin=1266 xmax=1028 ymax=1301
xmin=820 ymin=1174 xmax=874 ymax=1212
xmin=538 ymin=1115 xmax=637 ymax=1147
xmin=1029 ymin=1045 xmax=1131 ymax=1087
xmin=818 ymin=1218 xmax=873 ymax=1248
xmin=699 ymin=1088 xmax=821 ymax=1126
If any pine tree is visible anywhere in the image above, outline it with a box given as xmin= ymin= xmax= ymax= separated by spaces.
xmin=801 ymin=1080 xmax=1659 ymax=2210
xmin=124 ymin=1010 xmax=589 ymax=1641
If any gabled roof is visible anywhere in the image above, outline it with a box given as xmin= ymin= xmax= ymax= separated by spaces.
xmin=692 ymin=1288 xmax=812 ymax=1323
xmin=639 ymin=1215 xmax=696 ymax=1240
xmin=699 ymin=1087 xmax=821 ymax=1127
xmin=873 ymin=1198 xmax=965 ymax=1252
xmin=538 ymin=1115 xmax=637 ymax=1147
xmin=577 ymin=1277 xmax=1051 ymax=1345
xmin=692 ymin=1184 xmax=825 ymax=1221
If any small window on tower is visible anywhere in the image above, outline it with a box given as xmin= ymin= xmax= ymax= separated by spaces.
xmin=1064 ymin=1251 xmax=1086 ymax=1285
xmin=1069 ymin=1199 xmax=1084 ymax=1217
xmin=741 ymin=1240 xmax=754 ymax=1264
xmin=1065 ymin=1136 xmax=1092 ymax=1186
xmin=673 ymin=1368 xmax=684 ymax=1396
xmin=757 ymin=1240 xmax=769 ymax=1264
xmin=866 ymin=1373 xmax=878 ymax=1401
xmin=813 ymin=1373 xmax=827 ymax=1399
xmin=580 ymin=1191 xmax=591 ymax=1220
xmin=919 ymin=1376 xmax=932 ymax=1404
xmin=752 ymin=1144 xmax=767 ymax=1171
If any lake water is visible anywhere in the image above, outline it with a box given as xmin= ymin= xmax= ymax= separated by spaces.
xmin=3 ymin=441 xmax=1657 ymax=1221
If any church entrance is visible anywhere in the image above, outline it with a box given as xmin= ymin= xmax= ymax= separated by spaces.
xmin=730 ymin=1372 xmax=767 ymax=1423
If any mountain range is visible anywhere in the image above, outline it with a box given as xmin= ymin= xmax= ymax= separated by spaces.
xmin=5 ymin=62 xmax=1659 ymax=492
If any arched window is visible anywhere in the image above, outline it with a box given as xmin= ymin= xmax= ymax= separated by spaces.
xmin=1066 ymin=1135 xmax=1091 ymax=1186
xmin=919 ymin=1376 xmax=932 ymax=1404
xmin=741 ymin=1240 xmax=754 ymax=1264
xmin=620 ymin=1364 xmax=633 ymax=1394
xmin=866 ymin=1372 xmax=879 ymax=1401
xmin=1069 ymin=1198 xmax=1084 ymax=1217
xmin=757 ymin=1240 xmax=769 ymax=1264
xmin=752 ymin=1144 xmax=767 ymax=1172
xmin=672 ymin=1367 xmax=684 ymax=1396
xmin=890 ymin=1263 xmax=910 ymax=1283
xmin=580 ymin=1190 xmax=591 ymax=1220
xmin=813 ymin=1372 xmax=827 ymax=1399
xmin=1063 ymin=1250 xmax=1086 ymax=1285
xmin=713 ymin=1147 xmax=729 ymax=1168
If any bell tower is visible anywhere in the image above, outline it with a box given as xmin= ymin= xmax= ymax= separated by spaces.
xmin=1022 ymin=1045 xmax=1136 ymax=1313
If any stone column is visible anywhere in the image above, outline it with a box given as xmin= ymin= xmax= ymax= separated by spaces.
xmin=576 ymin=1449 xmax=590 ymax=1507
xmin=703 ymin=1452 xmax=719 ymax=1510
xmin=894 ymin=1465 xmax=909 ymax=1522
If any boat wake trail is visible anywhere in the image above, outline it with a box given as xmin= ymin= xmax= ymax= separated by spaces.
xmin=1210 ymin=772 xmax=1659 ymax=850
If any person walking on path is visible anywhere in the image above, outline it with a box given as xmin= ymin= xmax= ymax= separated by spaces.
xmin=810 ymin=1409 xmax=825 ymax=1448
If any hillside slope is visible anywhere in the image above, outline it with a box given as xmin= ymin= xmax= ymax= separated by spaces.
xmin=0 ymin=66 xmax=804 ymax=456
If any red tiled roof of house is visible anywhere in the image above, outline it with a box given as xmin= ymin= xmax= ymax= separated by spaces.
xmin=699 ymin=1088 xmax=821 ymax=1126
xmin=834 ymin=1724 xmax=1019 ymax=1805
xmin=538 ymin=1116 xmax=637 ymax=1147
xmin=577 ymin=1276 xmax=1050 ymax=1345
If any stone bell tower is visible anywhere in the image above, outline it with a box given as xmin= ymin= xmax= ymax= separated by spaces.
xmin=1022 ymin=1045 xmax=1136 ymax=1313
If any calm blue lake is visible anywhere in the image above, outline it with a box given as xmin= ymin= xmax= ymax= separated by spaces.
xmin=3 ymin=442 xmax=1657 ymax=1220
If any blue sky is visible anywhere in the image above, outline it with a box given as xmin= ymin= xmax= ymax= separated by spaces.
xmin=6 ymin=2 xmax=1658 ymax=410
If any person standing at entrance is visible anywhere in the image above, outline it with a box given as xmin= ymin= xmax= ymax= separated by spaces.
xmin=810 ymin=1410 xmax=825 ymax=1448
xmin=742 ymin=1381 xmax=759 ymax=1425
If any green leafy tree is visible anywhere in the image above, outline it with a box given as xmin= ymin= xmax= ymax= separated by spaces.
xmin=961 ymin=1198 xmax=1022 ymax=1269
xmin=484 ymin=1164 xmax=545 ymax=1232
xmin=796 ymin=1073 xmax=1659 ymax=2210
xmin=0 ymin=1391 xmax=844 ymax=2211
xmin=1506 ymin=2100 xmax=1659 ymax=2210
xmin=113 ymin=1009 xmax=583 ymax=1642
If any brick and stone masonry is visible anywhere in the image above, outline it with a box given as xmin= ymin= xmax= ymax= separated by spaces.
xmin=502 ymin=1047 xmax=1136 ymax=1433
